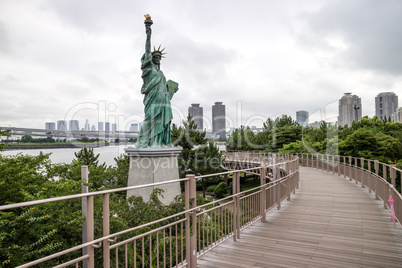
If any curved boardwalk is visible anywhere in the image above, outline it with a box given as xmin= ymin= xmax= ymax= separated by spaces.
xmin=198 ymin=166 xmax=402 ymax=268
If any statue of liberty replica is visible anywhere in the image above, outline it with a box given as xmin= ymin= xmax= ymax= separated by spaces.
xmin=125 ymin=15 xmax=182 ymax=204
xmin=136 ymin=14 xmax=179 ymax=148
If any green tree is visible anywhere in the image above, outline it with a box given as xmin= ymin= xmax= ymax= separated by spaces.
xmin=0 ymin=154 xmax=84 ymax=267
xmin=214 ymin=182 xmax=228 ymax=198
xmin=226 ymin=126 xmax=253 ymax=151
xmin=172 ymin=115 xmax=208 ymax=178
xmin=20 ymin=134 xmax=33 ymax=143
xmin=73 ymin=147 xmax=100 ymax=166
xmin=0 ymin=128 xmax=10 ymax=151
xmin=339 ymin=128 xmax=380 ymax=159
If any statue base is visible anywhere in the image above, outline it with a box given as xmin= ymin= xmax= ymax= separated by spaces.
xmin=125 ymin=147 xmax=183 ymax=205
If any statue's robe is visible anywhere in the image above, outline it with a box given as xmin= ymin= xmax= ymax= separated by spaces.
xmin=135 ymin=52 xmax=177 ymax=148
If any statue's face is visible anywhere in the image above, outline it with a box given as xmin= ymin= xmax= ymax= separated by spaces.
xmin=152 ymin=55 xmax=161 ymax=66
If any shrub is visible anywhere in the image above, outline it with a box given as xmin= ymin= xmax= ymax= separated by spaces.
xmin=214 ymin=182 xmax=228 ymax=198
xmin=206 ymin=185 xmax=217 ymax=193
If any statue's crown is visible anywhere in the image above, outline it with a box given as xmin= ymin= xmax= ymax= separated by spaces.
xmin=152 ymin=45 xmax=167 ymax=58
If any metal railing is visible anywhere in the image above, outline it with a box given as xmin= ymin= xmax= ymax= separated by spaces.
xmin=297 ymin=153 xmax=402 ymax=227
xmin=0 ymin=152 xmax=299 ymax=268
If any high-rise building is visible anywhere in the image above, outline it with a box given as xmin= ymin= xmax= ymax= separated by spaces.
xmin=130 ymin=123 xmax=139 ymax=131
xmin=393 ymin=107 xmax=402 ymax=123
xmin=45 ymin=122 xmax=56 ymax=130
xmin=212 ymin=102 xmax=226 ymax=140
xmin=98 ymin=122 xmax=104 ymax=132
xmin=69 ymin=120 xmax=79 ymax=131
xmin=105 ymin=122 xmax=110 ymax=132
xmin=84 ymin=119 xmax=90 ymax=131
xmin=57 ymin=120 xmax=67 ymax=131
xmin=296 ymin=111 xmax=309 ymax=126
xmin=188 ymin=103 xmax=203 ymax=131
xmin=338 ymin=93 xmax=362 ymax=127
xmin=112 ymin=124 xmax=117 ymax=132
xmin=375 ymin=92 xmax=398 ymax=120
xmin=91 ymin=125 xmax=96 ymax=131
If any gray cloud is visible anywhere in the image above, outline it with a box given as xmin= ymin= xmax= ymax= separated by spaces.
xmin=300 ymin=0 xmax=402 ymax=74
xmin=0 ymin=20 xmax=10 ymax=53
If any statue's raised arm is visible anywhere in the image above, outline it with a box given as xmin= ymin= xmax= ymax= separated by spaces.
xmin=144 ymin=14 xmax=153 ymax=61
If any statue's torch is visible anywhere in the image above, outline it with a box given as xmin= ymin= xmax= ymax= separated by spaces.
xmin=144 ymin=14 xmax=153 ymax=27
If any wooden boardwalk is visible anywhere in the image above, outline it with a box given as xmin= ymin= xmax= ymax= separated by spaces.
xmin=198 ymin=166 xmax=402 ymax=268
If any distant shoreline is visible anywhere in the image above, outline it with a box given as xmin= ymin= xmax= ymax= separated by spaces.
xmin=4 ymin=143 xmax=110 ymax=150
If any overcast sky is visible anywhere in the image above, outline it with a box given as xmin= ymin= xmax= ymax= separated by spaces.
xmin=1 ymin=0 xmax=401 ymax=131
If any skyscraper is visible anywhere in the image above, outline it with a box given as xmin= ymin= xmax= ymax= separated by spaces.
xmin=105 ymin=122 xmax=110 ymax=132
xmin=393 ymin=107 xmax=402 ymax=123
xmin=375 ymin=92 xmax=398 ymax=120
xmin=45 ymin=122 xmax=56 ymax=130
xmin=69 ymin=120 xmax=79 ymax=131
xmin=130 ymin=123 xmax=139 ymax=131
xmin=296 ymin=111 xmax=309 ymax=126
xmin=212 ymin=102 xmax=226 ymax=140
xmin=188 ymin=103 xmax=203 ymax=131
xmin=84 ymin=119 xmax=90 ymax=131
xmin=57 ymin=120 xmax=67 ymax=131
xmin=98 ymin=122 xmax=104 ymax=132
xmin=112 ymin=124 xmax=117 ymax=132
xmin=338 ymin=93 xmax=362 ymax=127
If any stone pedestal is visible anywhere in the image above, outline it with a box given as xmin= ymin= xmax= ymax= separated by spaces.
xmin=125 ymin=147 xmax=182 ymax=205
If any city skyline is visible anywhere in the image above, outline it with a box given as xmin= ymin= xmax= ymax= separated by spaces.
xmin=11 ymin=90 xmax=402 ymax=133
xmin=1 ymin=1 xmax=402 ymax=130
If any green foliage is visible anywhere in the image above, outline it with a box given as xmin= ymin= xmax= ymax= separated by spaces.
xmin=19 ymin=135 xmax=56 ymax=143
xmin=0 ymin=128 xmax=10 ymax=151
xmin=226 ymin=126 xmax=259 ymax=151
xmin=0 ymin=153 xmax=84 ymax=267
xmin=73 ymin=147 xmax=100 ymax=166
xmin=0 ymin=149 xmax=219 ymax=267
xmin=226 ymin=115 xmax=302 ymax=152
xmin=214 ymin=182 xmax=228 ymax=198
xmin=20 ymin=134 xmax=33 ymax=143
xmin=226 ymin=115 xmax=402 ymax=163
xmin=172 ymin=115 xmax=223 ymax=178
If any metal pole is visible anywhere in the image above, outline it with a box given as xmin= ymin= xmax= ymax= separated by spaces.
xmin=260 ymin=167 xmax=266 ymax=222
xmin=81 ymin=166 xmax=89 ymax=268
xmin=103 ymin=194 xmax=110 ymax=268
xmin=185 ymin=174 xmax=197 ymax=267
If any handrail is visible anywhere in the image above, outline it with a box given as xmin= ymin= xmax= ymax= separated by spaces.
xmin=6 ymin=152 xmax=300 ymax=268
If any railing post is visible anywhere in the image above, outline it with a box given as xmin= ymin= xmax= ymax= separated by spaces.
xmin=332 ymin=155 xmax=335 ymax=174
xmin=236 ymin=172 xmax=240 ymax=239
xmin=375 ymin=160 xmax=379 ymax=200
xmin=87 ymin=195 xmax=94 ymax=268
xmin=383 ymin=164 xmax=388 ymax=209
xmin=232 ymin=172 xmax=240 ymax=241
xmin=185 ymin=174 xmax=197 ymax=267
xmin=355 ymin=158 xmax=359 ymax=184
xmin=367 ymin=160 xmax=372 ymax=193
xmin=361 ymin=158 xmax=365 ymax=188
xmin=343 ymin=156 xmax=346 ymax=178
xmin=276 ymin=166 xmax=281 ymax=210
xmin=334 ymin=155 xmax=341 ymax=176
xmin=81 ymin=166 xmax=89 ymax=268
xmin=390 ymin=165 xmax=396 ymax=188
xmin=349 ymin=156 xmax=352 ymax=181
xmin=103 ymin=194 xmax=110 ymax=268
xmin=260 ymin=167 xmax=266 ymax=222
